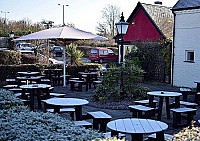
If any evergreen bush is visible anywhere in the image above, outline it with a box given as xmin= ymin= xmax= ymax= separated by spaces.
xmin=0 ymin=89 xmax=104 ymax=140
xmin=92 ymin=61 xmax=148 ymax=102
xmin=0 ymin=50 xmax=21 ymax=65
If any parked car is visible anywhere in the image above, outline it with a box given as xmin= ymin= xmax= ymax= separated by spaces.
xmin=50 ymin=46 xmax=63 ymax=57
xmin=89 ymin=48 xmax=118 ymax=63
xmin=38 ymin=43 xmax=55 ymax=52
xmin=16 ymin=42 xmax=36 ymax=51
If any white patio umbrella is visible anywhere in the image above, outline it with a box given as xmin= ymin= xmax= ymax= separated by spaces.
xmin=14 ymin=26 xmax=108 ymax=87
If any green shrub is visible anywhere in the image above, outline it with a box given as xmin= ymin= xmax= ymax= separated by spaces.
xmin=92 ymin=61 xmax=148 ymax=102
xmin=0 ymin=89 xmax=23 ymax=109
xmin=21 ymin=54 xmax=38 ymax=64
xmin=66 ymin=44 xmax=84 ymax=65
xmin=0 ymin=50 xmax=21 ymax=65
xmin=0 ymin=89 xmax=104 ymax=141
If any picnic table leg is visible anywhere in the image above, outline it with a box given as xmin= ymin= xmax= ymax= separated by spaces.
xmin=197 ymin=83 xmax=200 ymax=92
xmin=187 ymin=112 xmax=194 ymax=127
xmin=30 ymin=89 xmax=35 ymax=111
xmin=182 ymin=92 xmax=188 ymax=101
xmin=157 ymin=97 xmax=163 ymax=121
xmin=54 ymin=106 xmax=61 ymax=113
xmin=93 ymin=119 xmax=99 ymax=130
xmin=100 ymin=119 xmax=110 ymax=133
xmin=86 ymin=82 xmax=89 ymax=91
xmin=111 ymin=130 xmax=118 ymax=137
xmin=131 ymin=133 xmax=143 ymax=141
xmin=165 ymin=97 xmax=170 ymax=119
xmin=75 ymin=106 xmax=82 ymax=121
xmin=37 ymin=89 xmax=42 ymax=109
xmin=21 ymin=88 xmax=26 ymax=99
xmin=175 ymin=97 xmax=180 ymax=108
xmin=156 ymin=131 xmax=165 ymax=141
xmin=149 ymin=95 xmax=154 ymax=107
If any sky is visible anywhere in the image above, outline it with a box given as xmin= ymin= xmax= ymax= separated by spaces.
xmin=0 ymin=0 xmax=178 ymax=33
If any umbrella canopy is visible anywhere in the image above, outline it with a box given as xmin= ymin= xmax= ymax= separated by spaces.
xmin=14 ymin=26 xmax=108 ymax=87
xmin=14 ymin=26 xmax=108 ymax=41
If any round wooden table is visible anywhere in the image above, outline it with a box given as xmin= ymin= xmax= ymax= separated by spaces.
xmin=20 ymin=84 xmax=51 ymax=110
xmin=16 ymin=76 xmax=42 ymax=85
xmin=147 ymin=91 xmax=182 ymax=120
xmin=43 ymin=98 xmax=89 ymax=121
xmin=107 ymin=118 xmax=168 ymax=141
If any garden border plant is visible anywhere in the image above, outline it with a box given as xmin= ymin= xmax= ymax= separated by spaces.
xmin=0 ymin=89 xmax=105 ymax=140
xmin=92 ymin=61 xmax=149 ymax=103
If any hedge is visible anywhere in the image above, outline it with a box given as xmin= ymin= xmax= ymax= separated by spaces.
xmin=0 ymin=50 xmax=21 ymax=65
xmin=0 ymin=63 xmax=102 ymax=82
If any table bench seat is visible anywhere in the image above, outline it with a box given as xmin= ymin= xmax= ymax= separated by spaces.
xmin=103 ymin=132 xmax=126 ymax=139
xmin=6 ymin=79 xmax=16 ymax=85
xmin=69 ymin=80 xmax=86 ymax=92
xmin=73 ymin=120 xmax=92 ymax=129
xmin=147 ymin=133 xmax=173 ymax=141
xmin=171 ymin=108 xmax=197 ymax=128
xmin=129 ymin=105 xmax=156 ymax=118
xmin=49 ymin=93 xmax=66 ymax=98
xmin=9 ymin=88 xmax=22 ymax=93
xmin=93 ymin=81 xmax=102 ymax=89
xmin=180 ymin=101 xmax=198 ymax=108
xmin=3 ymin=85 xmax=18 ymax=90
xmin=179 ymin=88 xmax=194 ymax=101
xmin=47 ymin=107 xmax=75 ymax=120
xmin=172 ymin=101 xmax=198 ymax=109
xmin=14 ymin=92 xmax=30 ymax=98
xmin=135 ymin=99 xmax=158 ymax=108
xmin=87 ymin=111 xmax=112 ymax=132
xmin=41 ymin=79 xmax=51 ymax=84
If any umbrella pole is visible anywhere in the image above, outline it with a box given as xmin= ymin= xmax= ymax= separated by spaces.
xmin=63 ymin=45 xmax=66 ymax=87
xmin=47 ymin=39 xmax=49 ymax=64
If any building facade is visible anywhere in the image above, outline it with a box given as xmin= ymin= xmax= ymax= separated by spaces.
xmin=172 ymin=0 xmax=200 ymax=87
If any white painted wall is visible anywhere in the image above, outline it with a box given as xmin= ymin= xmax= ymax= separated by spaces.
xmin=173 ymin=9 xmax=200 ymax=88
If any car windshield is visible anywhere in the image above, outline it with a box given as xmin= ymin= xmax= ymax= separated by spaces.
xmin=23 ymin=44 xmax=33 ymax=47
xmin=91 ymin=49 xmax=98 ymax=54
xmin=109 ymin=50 xmax=114 ymax=54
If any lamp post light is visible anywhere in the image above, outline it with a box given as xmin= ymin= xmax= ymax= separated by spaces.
xmin=58 ymin=4 xmax=69 ymax=26
xmin=9 ymin=31 xmax=14 ymax=38
xmin=115 ymin=12 xmax=129 ymax=64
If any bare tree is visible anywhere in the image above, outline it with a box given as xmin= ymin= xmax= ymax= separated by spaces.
xmin=95 ymin=22 xmax=108 ymax=36
xmin=97 ymin=4 xmax=120 ymax=36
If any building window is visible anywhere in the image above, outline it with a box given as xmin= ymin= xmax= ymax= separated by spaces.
xmin=185 ymin=50 xmax=194 ymax=62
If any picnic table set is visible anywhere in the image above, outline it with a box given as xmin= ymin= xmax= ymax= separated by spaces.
xmin=3 ymin=69 xmax=200 ymax=141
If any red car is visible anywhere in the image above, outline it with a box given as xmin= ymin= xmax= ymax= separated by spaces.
xmin=89 ymin=48 xmax=118 ymax=63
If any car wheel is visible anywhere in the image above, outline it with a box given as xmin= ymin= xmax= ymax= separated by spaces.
xmin=99 ymin=59 xmax=103 ymax=64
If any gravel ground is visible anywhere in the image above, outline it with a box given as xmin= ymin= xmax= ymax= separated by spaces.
xmin=53 ymin=82 xmax=200 ymax=140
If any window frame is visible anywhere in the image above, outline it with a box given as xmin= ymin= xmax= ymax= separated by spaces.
xmin=184 ymin=50 xmax=195 ymax=63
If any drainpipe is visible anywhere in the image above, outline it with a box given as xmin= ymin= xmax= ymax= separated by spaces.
xmin=171 ymin=11 xmax=176 ymax=86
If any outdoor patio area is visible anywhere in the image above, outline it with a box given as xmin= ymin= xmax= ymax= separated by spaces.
xmin=2 ymin=67 xmax=200 ymax=141
xmin=53 ymin=83 xmax=200 ymax=135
